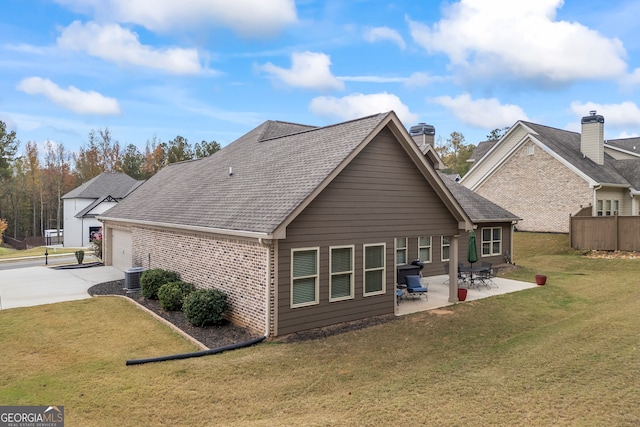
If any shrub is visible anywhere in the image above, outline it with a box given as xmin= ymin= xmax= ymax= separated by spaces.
xmin=75 ymin=250 xmax=84 ymax=264
xmin=91 ymin=238 xmax=102 ymax=260
xmin=183 ymin=288 xmax=229 ymax=327
xmin=140 ymin=269 xmax=180 ymax=299
xmin=158 ymin=281 xmax=196 ymax=311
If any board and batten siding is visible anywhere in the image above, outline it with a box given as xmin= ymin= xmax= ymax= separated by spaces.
xmin=276 ymin=127 xmax=460 ymax=336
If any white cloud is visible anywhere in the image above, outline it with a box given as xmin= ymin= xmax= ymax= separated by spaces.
xmin=431 ymin=93 xmax=528 ymax=128
xmin=620 ymin=68 xmax=640 ymax=88
xmin=16 ymin=77 xmax=120 ymax=115
xmin=404 ymin=72 xmax=440 ymax=88
xmin=338 ymin=76 xmax=406 ymax=83
xmin=570 ymin=101 xmax=640 ymax=127
xmin=616 ymin=131 xmax=639 ymax=139
xmin=57 ymin=21 xmax=205 ymax=75
xmin=54 ymin=0 xmax=297 ymax=37
xmin=259 ymin=51 xmax=344 ymax=91
xmin=408 ymin=0 xmax=627 ymax=83
xmin=309 ymin=92 xmax=418 ymax=124
xmin=363 ymin=26 xmax=406 ymax=50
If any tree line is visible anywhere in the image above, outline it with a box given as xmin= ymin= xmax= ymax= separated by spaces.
xmin=0 ymin=120 xmax=219 ymax=241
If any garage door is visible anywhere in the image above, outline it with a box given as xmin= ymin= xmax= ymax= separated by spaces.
xmin=112 ymin=229 xmax=133 ymax=271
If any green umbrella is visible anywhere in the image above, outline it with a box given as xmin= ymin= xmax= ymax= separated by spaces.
xmin=467 ymin=230 xmax=478 ymax=266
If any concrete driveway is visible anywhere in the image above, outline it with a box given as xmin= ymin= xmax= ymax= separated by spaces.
xmin=0 ymin=265 xmax=124 ymax=310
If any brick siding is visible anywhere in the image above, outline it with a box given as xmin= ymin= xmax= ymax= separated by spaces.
xmin=475 ymin=141 xmax=592 ymax=233
xmin=131 ymin=227 xmax=270 ymax=334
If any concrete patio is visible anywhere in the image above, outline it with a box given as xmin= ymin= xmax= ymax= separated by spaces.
xmin=396 ymin=274 xmax=538 ymax=316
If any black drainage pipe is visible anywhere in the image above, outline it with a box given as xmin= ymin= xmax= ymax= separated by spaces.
xmin=126 ymin=336 xmax=266 ymax=366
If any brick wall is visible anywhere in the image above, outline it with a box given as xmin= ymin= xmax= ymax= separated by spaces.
xmin=475 ymin=141 xmax=592 ymax=233
xmin=132 ymin=227 xmax=270 ymax=334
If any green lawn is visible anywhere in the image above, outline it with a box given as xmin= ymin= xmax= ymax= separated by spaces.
xmin=0 ymin=245 xmax=80 ymax=260
xmin=0 ymin=233 xmax=638 ymax=426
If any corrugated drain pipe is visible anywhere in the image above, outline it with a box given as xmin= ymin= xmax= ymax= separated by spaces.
xmin=126 ymin=336 xmax=266 ymax=366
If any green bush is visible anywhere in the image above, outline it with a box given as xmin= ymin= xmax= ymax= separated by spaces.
xmin=183 ymin=288 xmax=229 ymax=327
xmin=158 ymin=281 xmax=196 ymax=311
xmin=75 ymin=250 xmax=84 ymax=264
xmin=140 ymin=269 xmax=180 ymax=299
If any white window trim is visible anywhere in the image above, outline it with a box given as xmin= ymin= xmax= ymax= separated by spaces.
xmin=395 ymin=237 xmax=408 ymax=266
xmin=363 ymin=242 xmax=386 ymax=297
xmin=329 ymin=245 xmax=355 ymax=302
xmin=441 ymin=236 xmax=450 ymax=262
xmin=481 ymin=227 xmax=502 ymax=257
xmin=290 ymin=247 xmax=320 ymax=308
xmin=418 ymin=236 xmax=432 ymax=263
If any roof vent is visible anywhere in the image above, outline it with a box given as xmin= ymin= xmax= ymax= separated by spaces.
xmin=409 ymin=123 xmax=435 ymax=136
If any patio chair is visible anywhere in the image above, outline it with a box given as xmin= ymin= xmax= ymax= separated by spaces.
xmin=405 ymin=275 xmax=428 ymax=300
xmin=478 ymin=262 xmax=496 ymax=288
xmin=396 ymin=287 xmax=405 ymax=305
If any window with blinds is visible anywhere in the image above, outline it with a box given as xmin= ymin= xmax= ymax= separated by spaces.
xmin=364 ymin=243 xmax=385 ymax=296
xmin=419 ymin=236 xmax=432 ymax=263
xmin=395 ymin=237 xmax=407 ymax=265
xmin=291 ymin=248 xmax=319 ymax=307
xmin=441 ymin=236 xmax=450 ymax=261
xmin=330 ymin=245 xmax=354 ymax=301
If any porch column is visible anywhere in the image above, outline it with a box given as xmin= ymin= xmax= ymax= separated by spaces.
xmin=448 ymin=234 xmax=460 ymax=302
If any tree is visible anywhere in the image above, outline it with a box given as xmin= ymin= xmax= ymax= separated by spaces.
xmin=121 ymin=144 xmax=144 ymax=180
xmin=0 ymin=120 xmax=19 ymax=181
xmin=24 ymin=142 xmax=43 ymax=237
xmin=486 ymin=127 xmax=510 ymax=141
xmin=0 ymin=218 xmax=7 ymax=240
xmin=194 ymin=140 xmax=221 ymax=158
xmin=142 ymin=137 xmax=166 ymax=178
xmin=44 ymin=141 xmax=73 ymax=239
xmin=166 ymin=135 xmax=194 ymax=164
xmin=435 ymin=131 xmax=476 ymax=177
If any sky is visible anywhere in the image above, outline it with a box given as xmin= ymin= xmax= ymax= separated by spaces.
xmin=2 ymin=0 xmax=640 ymax=156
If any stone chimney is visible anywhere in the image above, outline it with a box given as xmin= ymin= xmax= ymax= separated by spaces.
xmin=409 ymin=123 xmax=435 ymax=148
xmin=580 ymin=111 xmax=604 ymax=165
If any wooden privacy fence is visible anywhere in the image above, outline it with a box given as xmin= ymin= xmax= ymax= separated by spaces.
xmin=570 ymin=215 xmax=640 ymax=251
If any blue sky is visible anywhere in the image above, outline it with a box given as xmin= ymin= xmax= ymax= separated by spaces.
xmin=2 ymin=0 xmax=640 ymax=155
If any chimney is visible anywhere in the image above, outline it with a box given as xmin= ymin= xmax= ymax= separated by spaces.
xmin=409 ymin=123 xmax=436 ymax=148
xmin=580 ymin=111 xmax=604 ymax=165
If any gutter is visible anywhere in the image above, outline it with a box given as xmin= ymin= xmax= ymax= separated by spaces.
xmin=97 ymin=216 xmax=274 ymax=241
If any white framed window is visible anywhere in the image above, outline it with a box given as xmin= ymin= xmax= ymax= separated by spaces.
xmin=441 ymin=236 xmax=450 ymax=262
xmin=395 ymin=237 xmax=407 ymax=265
xmin=291 ymin=248 xmax=319 ymax=308
xmin=596 ymin=200 xmax=603 ymax=216
xmin=605 ymin=200 xmax=612 ymax=216
xmin=526 ymin=145 xmax=535 ymax=155
xmin=330 ymin=245 xmax=354 ymax=302
xmin=364 ymin=243 xmax=386 ymax=296
xmin=419 ymin=236 xmax=432 ymax=263
xmin=613 ymin=200 xmax=619 ymax=215
xmin=481 ymin=227 xmax=502 ymax=256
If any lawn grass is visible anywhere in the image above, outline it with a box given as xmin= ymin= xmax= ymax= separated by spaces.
xmin=1 ymin=233 xmax=638 ymax=426
xmin=0 ymin=245 xmax=80 ymax=260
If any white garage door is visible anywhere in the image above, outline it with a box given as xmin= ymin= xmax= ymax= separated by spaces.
xmin=111 ymin=229 xmax=133 ymax=271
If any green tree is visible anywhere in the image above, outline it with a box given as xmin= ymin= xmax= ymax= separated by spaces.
xmin=486 ymin=127 xmax=510 ymax=141
xmin=0 ymin=120 xmax=19 ymax=181
xmin=121 ymin=144 xmax=144 ymax=180
xmin=166 ymin=135 xmax=194 ymax=164
xmin=194 ymin=140 xmax=221 ymax=158
xmin=435 ymin=131 xmax=476 ymax=177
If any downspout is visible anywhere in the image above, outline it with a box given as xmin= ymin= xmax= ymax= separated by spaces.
xmin=592 ymin=185 xmax=602 ymax=216
xmin=259 ymin=237 xmax=270 ymax=338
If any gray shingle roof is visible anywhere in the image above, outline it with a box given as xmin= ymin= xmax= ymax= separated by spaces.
xmin=62 ymin=172 xmax=143 ymax=199
xmin=606 ymin=137 xmax=640 ymax=155
xmin=470 ymin=140 xmax=498 ymax=162
xmin=522 ymin=122 xmax=633 ymax=186
xmin=102 ymin=113 xmax=391 ymax=234
xmin=440 ymin=173 xmax=520 ymax=222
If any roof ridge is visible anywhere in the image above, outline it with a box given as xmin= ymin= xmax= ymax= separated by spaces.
xmin=521 ymin=120 xmax=578 ymax=136
xmin=258 ymin=112 xmax=389 ymax=143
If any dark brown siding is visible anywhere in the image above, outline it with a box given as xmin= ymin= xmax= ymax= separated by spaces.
xmin=277 ymin=127 xmax=460 ymax=336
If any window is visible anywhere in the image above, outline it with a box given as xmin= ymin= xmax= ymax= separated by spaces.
xmin=364 ymin=243 xmax=386 ymax=296
xmin=598 ymin=199 xmax=621 ymax=216
xmin=291 ymin=248 xmax=319 ymax=308
xmin=481 ymin=227 xmax=502 ymax=256
xmin=395 ymin=238 xmax=407 ymax=265
xmin=418 ymin=236 xmax=432 ymax=263
xmin=526 ymin=145 xmax=535 ymax=155
xmin=441 ymin=236 xmax=450 ymax=262
xmin=330 ymin=246 xmax=354 ymax=302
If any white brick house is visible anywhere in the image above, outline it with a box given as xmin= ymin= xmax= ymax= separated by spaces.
xmin=461 ymin=112 xmax=640 ymax=233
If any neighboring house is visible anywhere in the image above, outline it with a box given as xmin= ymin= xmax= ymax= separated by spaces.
xmin=99 ymin=112 xmax=514 ymax=337
xmin=62 ymin=172 xmax=143 ymax=247
xmin=461 ymin=112 xmax=640 ymax=233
